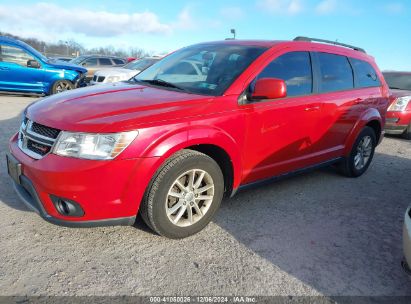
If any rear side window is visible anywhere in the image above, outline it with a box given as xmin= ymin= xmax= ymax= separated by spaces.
xmin=113 ymin=58 xmax=125 ymax=65
xmin=351 ymin=58 xmax=381 ymax=88
xmin=317 ymin=53 xmax=354 ymax=93
xmin=257 ymin=51 xmax=313 ymax=97
xmin=99 ymin=58 xmax=113 ymax=66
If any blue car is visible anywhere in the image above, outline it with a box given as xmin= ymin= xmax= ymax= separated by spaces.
xmin=0 ymin=36 xmax=87 ymax=95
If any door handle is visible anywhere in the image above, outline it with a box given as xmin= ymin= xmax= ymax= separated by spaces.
xmin=304 ymin=105 xmax=321 ymax=111
xmin=354 ymin=98 xmax=363 ymax=104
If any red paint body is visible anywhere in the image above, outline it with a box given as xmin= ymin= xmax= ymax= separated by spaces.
xmin=9 ymin=40 xmax=390 ymax=223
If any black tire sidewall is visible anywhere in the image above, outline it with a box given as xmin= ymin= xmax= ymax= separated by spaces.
xmin=149 ymin=154 xmax=224 ymax=239
xmin=348 ymin=126 xmax=376 ymax=177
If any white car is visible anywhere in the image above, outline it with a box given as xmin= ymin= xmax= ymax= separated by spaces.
xmin=90 ymin=57 xmax=160 ymax=85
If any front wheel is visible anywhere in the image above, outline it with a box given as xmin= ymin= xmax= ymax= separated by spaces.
xmin=140 ymin=150 xmax=224 ymax=239
xmin=337 ymin=126 xmax=376 ymax=177
xmin=51 ymin=80 xmax=74 ymax=95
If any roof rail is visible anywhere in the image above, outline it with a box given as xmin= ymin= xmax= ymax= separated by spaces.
xmin=293 ymin=36 xmax=366 ymax=53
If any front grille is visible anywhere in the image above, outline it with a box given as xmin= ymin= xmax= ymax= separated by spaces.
xmin=31 ymin=122 xmax=60 ymax=139
xmin=18 ymin=118 xmax=61 ymax=159
xmin=97 ymin=76 xmax=105 ymax=82
xmin=27 ymin=139 xmax=51 ymax=156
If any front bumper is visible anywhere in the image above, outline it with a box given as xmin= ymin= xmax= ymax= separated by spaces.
xmin=385 ymin=111 xmax=411 ymax=135
xmin=8 ymin=133 xmax=160 ymax=226
xmin=403 ymin=207 xmax=411 ymax=271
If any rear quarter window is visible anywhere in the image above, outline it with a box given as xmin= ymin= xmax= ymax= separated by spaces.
xmin=317 ymin=52 xmax=354 ymax=93
xmin=351 ymin=58 xmax=381 ymax=88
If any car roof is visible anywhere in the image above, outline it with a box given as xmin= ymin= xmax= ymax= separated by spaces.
xmin=383 ymin=71 xmax=411 ymax=75
xmin=193 ymin=39 xmax=372 ymax=59
xmin=0 ymin=36 xmax=31 ymax=48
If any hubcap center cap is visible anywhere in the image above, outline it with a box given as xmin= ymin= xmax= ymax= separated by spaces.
xmin=184 ymin=192 xmax=195 ymax=202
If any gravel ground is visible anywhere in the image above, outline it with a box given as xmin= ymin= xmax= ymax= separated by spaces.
xmin=0 ymin=95 xmax=410 ymax=297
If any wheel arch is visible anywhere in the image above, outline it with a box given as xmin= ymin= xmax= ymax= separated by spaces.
xmin=344 ymin=108 xmax=383 ymax=155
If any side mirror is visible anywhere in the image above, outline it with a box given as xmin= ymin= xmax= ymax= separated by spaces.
xmin=82 ymin=62 xmax=87 ymax=67
xmin=27 ymin=59 xmax=40 ymax=69
xmin=251 ymin=78 xmax=287 ymax=100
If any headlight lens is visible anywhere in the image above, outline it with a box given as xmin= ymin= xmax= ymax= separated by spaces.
xmin=388 ymin=96 xmax=411 ymax=112
xmin=106 ymin=76 xmax=121 ymax=83
xmin=53 ymin=131 xmax=138 ymax=160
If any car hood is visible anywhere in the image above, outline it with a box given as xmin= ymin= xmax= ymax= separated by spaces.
xmin=47 ymin=60 xmax=87 ymax=73
xmin=27 ymin=82 xmax=213 ymax=133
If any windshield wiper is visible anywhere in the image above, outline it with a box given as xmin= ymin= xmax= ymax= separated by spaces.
xmin=389 ymin=86 xmax=404 ymax=90
xmin=138 ymin=79 xmax=188 ymax=92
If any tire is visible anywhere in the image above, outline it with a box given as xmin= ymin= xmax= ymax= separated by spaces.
xmin=402 ymin=123 xmax=411 ymax=140
xmin=51 ymin=80 xmax=74 ymax=95
xmin=337 ymin=126 xmax=376 ymax=177
xmin=140 ymin=149 xmax=224 ymax=239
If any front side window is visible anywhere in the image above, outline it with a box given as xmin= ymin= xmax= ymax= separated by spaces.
xmin=0 ymin=45 xmax=35 ymax=67
xmin=134 ymin=44 xmax=267 ymax=96
xmin=83 ymin=58 xmax=98 ymax=66
xmin=99 ymin=58 xmax=113 ymax=66
xmin=317 ymin=52 xmax=354 ymax=93
xmin=351 ymin=58 xmax=381 ymax=88
xmin=256 ymin=51 xmax=313 ymax=97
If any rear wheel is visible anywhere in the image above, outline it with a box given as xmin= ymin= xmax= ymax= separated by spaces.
xmin=338 ymin=126 xmax=376 ymax=177
xmin=51 ymin=80 xmax=73 ymax=94
xmin=140 ymin=150 xmax=224 ymax=239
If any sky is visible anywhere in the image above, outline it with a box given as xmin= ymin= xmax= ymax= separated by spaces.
xmin=0 ymin=0 xmax=410 ymax=70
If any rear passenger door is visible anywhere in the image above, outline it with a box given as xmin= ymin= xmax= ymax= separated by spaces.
xmin=310 ymin=52 xmax=361 ymax=159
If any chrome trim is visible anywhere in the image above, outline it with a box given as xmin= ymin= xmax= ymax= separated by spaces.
xmin=17 ymin=119 xmax=59 ymax=160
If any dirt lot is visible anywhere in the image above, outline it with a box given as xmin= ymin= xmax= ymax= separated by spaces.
xmin=0 ymin=94 xmax=410 ymax=297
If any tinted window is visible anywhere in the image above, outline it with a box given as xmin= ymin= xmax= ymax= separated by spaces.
xmin=164 ymin=61 xmax=198 ymax=75
xmin=257 ymin=52 xmax=312 ymax=97
xmin=351 ymin=59 xmax=381 ymax=88
xmin=113 ymin=58 xmax=125 ymax=65
xmin=317 ymin=53 xmax=353 ymax=93
xmin=134 ymin=44 xmax=267 ymax=96
xmin=0 ymin=45 xmax=35 ymax=66
xmin=83 ymin=58 xmax=98 ymax=66
xmin=383 ymin=73 xmax=411 ymax=91
xmin=99 ymin=58 xmax=113 ymax=66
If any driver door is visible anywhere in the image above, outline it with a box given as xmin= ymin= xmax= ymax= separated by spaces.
xmin=0 ymin=44 xmax=45 ymax=93
xmin=241 ymin=51 xmax=323 ymax=184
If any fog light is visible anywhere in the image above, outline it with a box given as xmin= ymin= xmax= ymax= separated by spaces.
xmin=50 ymin=195 xmax=84 ymax=217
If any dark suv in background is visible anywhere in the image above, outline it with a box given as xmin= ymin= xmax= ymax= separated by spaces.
xmin=383 ymin=71 xmax=411 ymax=139
xmin=70 ymin=55 xmax=126 ymax=82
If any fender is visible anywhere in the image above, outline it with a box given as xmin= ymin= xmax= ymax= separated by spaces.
xmin=343 ymin=108 xmax=383 ymax=155
xmin=126 ymin=124 xmax=243 ymax=191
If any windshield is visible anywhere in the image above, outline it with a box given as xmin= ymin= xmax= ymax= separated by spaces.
xmin=70 ymin=56 xmax=87 ymax=65
xmin=383 ymin=73 xmax=411 ymax=91
xmin=124 ymin=58 xmax=159 ymax=70
xmin=133 ymin=44 xmax=267 ymax=96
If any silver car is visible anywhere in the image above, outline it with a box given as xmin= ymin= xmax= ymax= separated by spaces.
xmin=403 ymin=206 xmax=411 ymax=274
xmin=90 ymin=57 xmax=160 ymax=85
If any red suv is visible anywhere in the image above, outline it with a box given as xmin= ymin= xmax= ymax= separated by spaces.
xmin=7 ymin=37 xmax=389 ymax=238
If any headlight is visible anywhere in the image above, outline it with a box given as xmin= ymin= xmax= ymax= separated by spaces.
xmin=106 ymin=76 xmax=121 ymax=83
xmin=53 ymin=131 xmax=138 ymax=160
xmin=388 ymin=96 xmax=411 ymax=112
